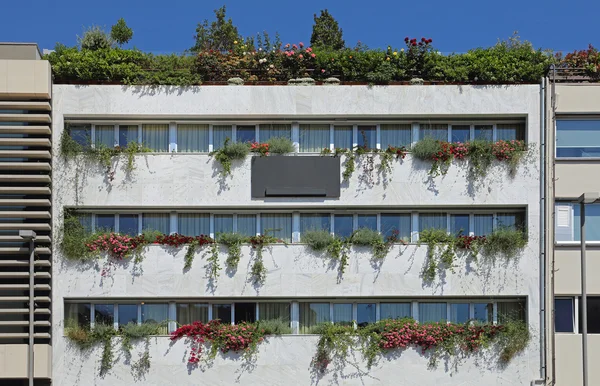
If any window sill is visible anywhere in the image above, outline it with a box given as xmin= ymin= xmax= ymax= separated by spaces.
xmin=555 ymin=241 xmax=600 ymax=247
xmin=555 ymin=157 xmax=600 ymax=162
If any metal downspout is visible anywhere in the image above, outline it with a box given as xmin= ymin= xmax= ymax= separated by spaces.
xmin=540 ymin=77 xmax=547 ymax=384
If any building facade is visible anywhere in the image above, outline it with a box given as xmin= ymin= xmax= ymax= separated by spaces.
xmin=50 ymin=84 xmax=544 ymax=385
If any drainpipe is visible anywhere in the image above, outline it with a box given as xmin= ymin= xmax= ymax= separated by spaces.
xmin=539 ymin=77 xmax=547 ymax=384
xmin=20 ymin=230 xmax=36 ymax=386
xmin=550 ymin=65 xmax=557 ymax=386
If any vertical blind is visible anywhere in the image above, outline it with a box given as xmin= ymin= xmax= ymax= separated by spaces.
xmin=142 ymin=304 xmax=169 ymax=334
xmin=474 ymin=214 xmax=493 ymax=236
xmin=260 ymin=124 xmax=291 ymax=141
xmin=261 ymin=213 xmax=292 ymax=242
xmin=178 ymin=213 xmax=209 ymax=236
xmin=450 ymin=303 xmax=469 ymax=323
xmin=334 ymin=126 xmax=353 ymax=149
xmin=237 ymin=214 xmax=257 ymax=236
xmin=419 ymin=213 xmax=447 ymax=231
xmin=420 ymin=124 xmax=448 ymax=141
xmin=119 ymin=125 xmax=138 ymax=147
xmin=259 ymin=303 xmax=290 ymax=321
xmin=300 ymin=124 xmax=329 ymax=152
xmin=95 ymin=125 xmax=114 ymax=148
xmin=142 ymin=124 xmax=169 ymax=152
xmin=380 ymin=124 xmax=411 ymax=147
xmin=213 ymin=125 xmax=233 ymax=150
xmin=357 ymin=126 xmax=376 ymax=149
xmin=380 ymin=214 xmax=411 ymax=241
xmin=178 ymin=124 xmax=209 ymax=152
xmin=142 ymin=214 xmax=170 ymax=234
xmin=380 ymin=303 xmax=411 ymax=320
xmin=299 ymin=303 xmax=330 ymax=333
xmin=177 ymin=303 xmax=209 ymax=324
xmin=300 ymin=213 xmax=331 ymax=234
xmin=419 ymin=303 xmax=447 ymax=322
xmin=497 ymin=123 xmax=525 ymax=141
xmin=214 ymin=214 xmax=234 ymax=235
xmin=475 ymin=125 xmax=493 ymax=141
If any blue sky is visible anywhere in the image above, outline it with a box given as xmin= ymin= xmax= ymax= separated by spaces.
xmin=1 ymin=0 xmax=598 ymax=54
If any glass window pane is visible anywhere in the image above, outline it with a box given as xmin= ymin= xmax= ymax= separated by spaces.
xmin=259 ymin=303 xmax=290 ymax=322
xmin=261 ymin=213 xmax=292 ymax=242
xmin=94 ymin=304 xmax=114 ymax=326
xmin=574 ymin=204 xmax=600 ymax=241
xmin=95 ymin=214 xmax=115 ymax=232
xmin=498 ymin=301 xmax=526 ymax=324
xmin=300 ymin=214 xmax=331 ymax=234
xmin=237 ymin=214 xmax=257 ymax=237
xmin=119 ymin=125 xmax=138 ymax=147
xmin=68 ymin=124 xmax=91 ymax=147
xmin=334 ymin=126 xmax=352 ymax=150
xmin=212 ymin=304 xmax=232 ymax=324
xmin=177 ymin=124 xmax=209 ymax=152
xmin=357 ymin=126 xmax=376 ymax=149
xmin=236 ymin=125 xmax=255 ymax=143
xmin=357 ymin=214 xmax=377 ymax=230
xmin=177 ymin=303 xmax=209 ymax=324
xmin=419 ymin=213 xmax=447 ymax=232
xmin=474 ymin=125 xmax=493 ymax=141
xmin=473 ymin=303 xmax=492 ymax=323
xmin=380 ymin=124 xmax=411 ymax=147
xmin=77 ymin=213 xmax=92 ymax=233
xmin=234 ymin=303 xmax=256 ymax=324
xmin=419 ymin=303 xmax=447 ymax=323
xmin=178 ymin=213 xmax=210 ymax=236
xmin=451 ymin=125 xmax=470 ymax=143
xmin=65 ymin=303 xmax=91 ymax=327
xmin=474 ymin=214 xmax=493 ymax=236
xmin=118 ymin=304 xmax=138 ymax=326
xmin=357 ymin=303 xmax=376 ymax=327
xmin=142 ymin=213 xmax=170 ymax=234
xmin=450 ymin=214 xmax=469 ymax=236
xmin=333 ymin=304 xmax=352 ymax=325
xmin=142 ymin=124 xmax=169 ymax=152
xmin=141 ymin=303 xmax=168 ymax=330
xmin=497 ymin=212 xmax=524 ymax=230
xmin=579 ymin=297 xmax=600 ymax=334
xmin=555 ymin=298 xmax=574 ymax=333
xmin=214 ymin=214 xmax=233 ymax=235
xmin=299 ymin=303 xmax=330 ymax=333
xmin=119 ymin=214 xmax=139 ymax=236
xmin=300 ymin=124 xmax=329 ymax=152
xmin=95 ymin=125 xmax=114 ymax=148
xmin=557 ymin=120 xmax=600 ymax=157
xmin=260 ymin=124 xmax=291 ymax=142
xmin=420 ymin=124 xmax=448 ymax=141
xmin=334 ymin=214 xmax=353 ymax=239
xmin=380 ymin=303 xmax=411 ymax=320
xmin=450 ymin=303 xmax=469 ymax=323
xmin=213 ymin=125 xmax=233 ymax=150
xmin=497 ymin=123 xmax=525 ymax=141
xmin=380 ymin=214 xmax=411 ymax=242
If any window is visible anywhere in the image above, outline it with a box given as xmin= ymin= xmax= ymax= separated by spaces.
xmin=177 ymin=303 xmax=209 ymax=324
xmin=474 ymin=214 xmax=493 ymax=236
xmin=142 ymin=213 xmax=170 ymax=234
xmin=236 ymin=125 xmax=255 ymax=143
xmin=419 ymin=213 xmax=447 ymax=232
xmin=119 ymin=214 xmax=139 ymax=236
xmin=142 ymin=124 xmax=169 ymax=152
xmin=212 ymin=304 xmax=232 ymax=324
xmin=496 ymin=123 xmax=525 ymax=141
xmin=357 ymin=126 xmax=376 ymax=149
xmin=65 ymin=303 xmax=90 ymax=327
xmin=557 ymin=119 xmax=600 ymax=158
xmin=299 ymin=303 xmax=330 ymax=333
xmin=579 ymin=297 xmax=600 ymax=334
xmin=498 ymin=301 xmax=526 ymax=324
xmin=118 ymin=304 xmax=138 ymax=326
xmin=95 ymin=214 xmax=115 ymax=232
xmin=237 ymin=214 xmax=257 ymax=237
xmin=235 ymin=303 xmax=256 ymax=324
xmin=260 ymin=124 xmax=291 ymax=142
xmin=450 ymin=214 xmax=469 ymax=236
xmin=77 ymin=213 xmax=92 ymax=233
xmin=497 ymin=212 xmax=524 ymax=230
xmin=178 ymin=213 xmax=209 ymax=236
xmin=95 ymin=125 xmax=114 ymax=148
xmin=451 ymin=125 xmax=470 ymax=143
xmin=178 ymin=124 xmax=209 ymax=152
xmin=213 ymin=125 xmax=233 ymax=150
xmin=334 ymin=214 xmax=353 ymax=239
xmin=380 ymin=214 xmax=411 ymax=242
xmin=119 ymin=125 xmax=138 ymax=147
xmin=357 ymin=214 xmax=377 ymax=230
xmin=261 ymin=213 xmax=292 ymax=242
xmin=357 ymin=303 xmax=376 ymax=327
xmin=214 ymin=214 xmax=233 ymax=235
xmin=574 ymin=204 xmax=600 ymax=241
xmin=473 ymin=303 xmax=492 ymax=322
xmin=333 ymin=304 xmax=353 ymax=325
xmin=420 ymin=124 xmax=447 ymax=141
xmin=141 ymin=303 xmax=169 ymax=333
xmin=380 ymin=303 xmax=411 ymax=320
xmin=474 ymin=125 xmax=493 ymax=141
xmin=259 ymin=303 xmax=290 ymax=322
xmin=300 ymin=124 xmax=329 ymax=152
xmin=555 ymin=298 xmax=574 ymax=333
xmin=419 ymin=303 xmax=446 ymax=323
xmin=68 ymin=124 xmax=91 ymax=147
xmin=380 ymin=124 xmax=411 ymax=148
xmin=94 ymin=304 xmax=114 ymax=326
xmin=334 ymin=126 xmax=352 ymax=149
xmin=450 ymin=303 xmax=469 ymax=323
xmin=300 ymin=214 xmax=331 ymax=235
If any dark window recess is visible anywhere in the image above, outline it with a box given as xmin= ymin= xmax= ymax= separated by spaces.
xmin=235 ymin=303 xmax=256 ymax=324
xmin=579 ymin=296 xmax=600 ymax=333
xmin=251 ymin=156 xmax=340 ymax=198
xmin=555 ymin=298 xmax=574 ymax=333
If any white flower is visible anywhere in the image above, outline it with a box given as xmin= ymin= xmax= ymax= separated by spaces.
xmin=269 ymin=64 xmax=275 ymax=69
xmin=258 ymin=48 xmax=263 ymax=51
xmin=243 ymin=52 xmax=247 ymax=56
xmin=259 ymin=58 xmax=267 ymax=64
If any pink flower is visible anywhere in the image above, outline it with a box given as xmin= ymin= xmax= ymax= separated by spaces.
xmin=321 ymin=69 xmax=325 ymax=73
xmin=292 ymin=44 xmax=298 ymax=50
xmin=299 ymin=42 xmax=304 ymax=47
xmin=311 ymin=53 xmax=316 ymax=58
xmin=298 ymin=54 xmax=303 ymax=59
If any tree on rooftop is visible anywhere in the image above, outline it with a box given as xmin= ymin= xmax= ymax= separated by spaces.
xmin=310 ymin=9 xmax=345 ymax=50
xmin=110 ymin=18 xmax=133 ymax=46
xmin=190 ymin=5 xmax=242 ymax=52
xmin=77 ymin=26 xmax=113 ymax=51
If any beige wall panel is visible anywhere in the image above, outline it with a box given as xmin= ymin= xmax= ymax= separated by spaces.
xmin=555 ymin=248 xmax=600 ymax=294
xmin=555 ymin=162 xmax=600 ymax=198
xmin=556 ymin=85 xmax=600 ymax=114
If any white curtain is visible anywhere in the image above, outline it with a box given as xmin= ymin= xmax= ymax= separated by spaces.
xmin=95 ymin=125 xmax=114 ymax=148
xmin=497 ymin=123 xmax=525 ymax=141
xmin=300 ymin=124 xmax=329 ymax=152
xmin=178 ymin=213 xmax=209 ymax=236
xmin=177 ymin=124 xmax=209 ymax=152
xmin=420 ymin=124 xmax=448 ymax=141
xmin=357 ymin=126 xmax=376 ymax=149
xmin=142 ymin=304 xmax=168 ymax=333
xmin=380 ymin=214 xmax=411 ymax=242
xmin=213 ymin=125 xmax=233 ymax=150
xmin=260 ymin=124 xmax=291 ymax=141
xmin=419 ymin=303 xmax=447 ymax=323
xmin=357 ymin=214 xmax=377 ymax=230
xmin=333 ymin=304 xmax=352 ymax=324
xmin=142 ymin=213 xmax=170 ymax=234
xmin=474 ymin=214 xmax=493 ymax=236
xmin=498 ymin=301 xmax=525 ymax=323
xmin=380 ymin=303 xmax=411 ymax=320
xmin=237 ymin=214 xmax=257 ymax=236
xmin=300 ymin=213 xmax=331 ymax=234
xmin=261 ymin=213 xmax=292 ymax=242
xmin=214 ymin=214 xmax=234 ymax=235
xmin=259 ymin=303 xmax=290 ymax=321
xmin=299 ymin=303 xmax=330 ymax=333
xmin=381 ymin=124 xmax=411 ymax=147
xmin=142 ymin=124 xmax=169 ymax=152
xmin=419 ymin=213 xmax=447 ymax=231
xmin=119 ymin=125 xmax=138 ymax=147
xmin=474 ymin=125 xmax=493 ymax=141
xmin=449 ymin=303 xmax=469 ymax=323
xmin=334 ymin=126 xmax=353 ymax=149
xmin=176 ymin=303 xmax=209 ymax=324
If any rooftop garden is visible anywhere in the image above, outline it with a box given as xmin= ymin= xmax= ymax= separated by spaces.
xmin=44 ymin=7 xmax=598 ymax=86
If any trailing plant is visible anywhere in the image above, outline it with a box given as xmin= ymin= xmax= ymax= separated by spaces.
xmin=204 ymin=242 xmax=221 ymax=280
xmin=351 ymin=228 xmax=396 ymax=260
xmin=248 ymin=233 xmax=281 ymax=285
xmin=209 ymin=138 xmax=250 ymax=176
xmin=411 ymin=138 xmax=454 ymax=177
xmin=418 ymin=228 xmax=458 ymax=281
xmin=341 ymin=152 xmax=355 ymax=181
xmin=482 ymin=227 xmax=527 ymax=259
xmin=466 ymin=140 xmax=494 ymax=179
xmin=60 ymin=212 xmax=94 ymax=260
xmin=256 ymin=318 xmax=292 ymax=335
xmin=302 ymin=229 xmax=351 ymax=276
xmin=266 ymin=136 xmax=294 ymax=154
xmin=378 ymin=145 xmax=408 ymax=175
xmin=218 ymin=232 xmax=248 ymax=269
xmin=122 ymin=141 xmax=151 ymax=172
xmin=491 ymin=140 xmax=527 ymax=174
xmin=60 ymin=129 xmax=85 ymax=157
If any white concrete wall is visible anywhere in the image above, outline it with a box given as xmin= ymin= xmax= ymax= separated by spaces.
xmin=51 ymin=85 xmax=543 ymax=385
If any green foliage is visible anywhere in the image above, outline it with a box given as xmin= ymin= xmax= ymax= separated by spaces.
xmin=351 ymin=228 xmax=393 ymax=260
xmin=78 ymin=26 xmax=113 ymax=51
xmin=209 ymin=138 xmax=250 ymax=176
xmin=302 ymin=230 xmax=351 ymax=276
xmin=411 ymin=137 xmax=452 ymax=177
xmin=60 ymin=128 xmax=84 ymax=157
xmin=266 ymin=136 xmax=294 ymax=154
xmin=483 ymin=227 xmax=528 ymax=259
xmin=191 ymin=5 xmax=241 ymax=52
xmin=342 ymin=153 xmax=355 ymax=181
xmin=110 ymin=18 xmax=133 ymax=46
xmin=302 ymin=229 xmax=335 ymax=251
xmin=248 ymin=234 xmax=280 ymax=285
xmin=467 ymin=140 xmax=494 ymax=179
xmin=418 ymin=228 xmax=457 ymax=282
xmin=218 ymin=232 xmax=247 ymax=269
xmin=311 ymin=9 xmax=345 ymax=50
xmin=61 ymin=213 xmax=93 ymax=260
xmin=256 ymin=318 xmax=292 ymax=335
xmin=496 ymin=319 xmax=530 ymax=362
xmin=204 ymin=242 xmax=221 ymax=280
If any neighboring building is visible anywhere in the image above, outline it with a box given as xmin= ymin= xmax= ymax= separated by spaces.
xmin=50 ymin=84 xmax=544 ymax=385
xmin=547 ymin=70 xmax=600 ymax=385
xmin=0 ymin=43 xmax=53 ymax=385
